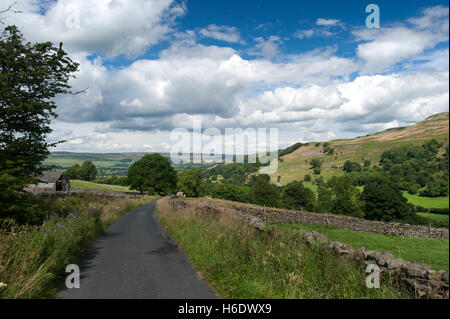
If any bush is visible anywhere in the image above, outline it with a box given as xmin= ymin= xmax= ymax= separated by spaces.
xmin=313 ymin=167 xmax=321 ymax=175
xmin=177 ymin=168 xmax=206 ymax=197
xmin=408 ymin=184 xmax=420 ymax=194
xmin=362 ymin=183 xmax=415 ymax=222
xmin=212 ymin=184 xmax=250 ymax=203
xmin=281 ymin=181 xmax=316 ymax=211
xmin=310 ymin=158 xmax=323 ymax=168
xmin=343 ymin=161 xmax=362 ymax=173
xmin=249 ymin=178 xmax=281 ymax=207
xmin=304 ymin=174 xmax=312 ymax=182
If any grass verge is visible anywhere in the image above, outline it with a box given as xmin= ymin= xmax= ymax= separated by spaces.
xmin=0 ymin=194 xmax=154 ymax=298
xmin=157 ymin=198 xmax=412 ymax=299
xmin=279 ymin=223 xmax=449 ymax=271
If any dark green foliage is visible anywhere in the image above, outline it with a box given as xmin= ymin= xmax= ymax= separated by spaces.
xmin=323 ymin=143 xmax=334 ymax=155
xmin=313 ymin=167 xmax=321 ymax=175
xmin=378 ymin=139 xmax=447 ymax=197
xmin=316 ymin=185 xmax=333 ymax=213
xmin=364 ymin=159 xmax=371 ymax=167
xmin=212 ymin=183 xmax=251 ymax=203
xmin=66 ymin=164 xmax=81 ymax=179
xmin=278 ymin=142 xmax=305 ymax=157
xmin=343 ymin=160 xmax=362 ymax=173
xmin=78 ymin=161 xmax=97 ymax=181
xmin=304 ymin=174 xmax=312 ymax=182
xmin=362 ymin=183 xmax=415 ymax=222
xmin=281 ymin=181 xmax=316 ymax=211
xmin=177 ymin=168 xmax=206 ymax=197
xmin=0 ymin=25 xmax=79 ymax=221
xmin=202 ymin=158 xmax=260 ymax=185
xmin=420 ymin=180 xmax=449 ymax=197
xmin=248 ymin=173 xmax=270 ymax=186
xmin=249 ymin=177 xmax=281 ymax=207
xmin=408 ymin=184 xmax=420 ymax=194
xmin=326 ymin=176 xmax=364 ymax=218
xmin=127 ymin=153 xmax=177 ymax=195
xmin=97 ymin=175 xmax=129 ymax=186
xmin=309 ymin=158 xmax=323 ymax=168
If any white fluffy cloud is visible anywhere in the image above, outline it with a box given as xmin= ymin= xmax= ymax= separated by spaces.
xmin=355 ymin=5 xmax=449 ymax=73
xmin=2 ymin=1 xmax=448 ymax=152
xmin=9 ymin=0 xmax=186 ymax=57
xmin=199 ymin=24 xmax=244 ymax=43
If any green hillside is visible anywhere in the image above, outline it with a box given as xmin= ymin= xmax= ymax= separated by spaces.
xmin=272 ymin=112 xmax=449 ymax=185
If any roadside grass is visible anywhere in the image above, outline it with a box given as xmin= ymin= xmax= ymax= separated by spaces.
xmin=0 ymin=194 xmax=154 ymax=299
xmin=71 ymin=180 xmax=132 ymax=192
xmin=402 ymin=192 xmax=449 ymax=209
xmin=279 ymin=223 xmax=449 ymax=272
xmin=157 ymin=198 xmax=412 ymax=299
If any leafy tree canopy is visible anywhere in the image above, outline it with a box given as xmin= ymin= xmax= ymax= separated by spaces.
xmin=127 ymin=153 xmax=177 ymax=195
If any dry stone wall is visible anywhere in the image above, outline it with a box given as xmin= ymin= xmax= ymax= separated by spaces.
xmin=169 ymin=199 xmax=449 ymax=299
xmin=173 ymin=199 xmax=448 ymax=240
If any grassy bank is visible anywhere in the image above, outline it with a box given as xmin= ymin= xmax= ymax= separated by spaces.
xmin=0 ymin=194 xmax=153 ymax=298
xmin=280 ymin=224 xmax=449 ymax=271
xmin=157 ymin=198 xmax=412 ymax=299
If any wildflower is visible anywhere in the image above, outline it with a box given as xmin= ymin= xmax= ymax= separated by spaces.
xmin=0 ymin=282 xmax=7 ymax=290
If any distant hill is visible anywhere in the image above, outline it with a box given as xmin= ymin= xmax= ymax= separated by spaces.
xmin=272 ymin=112 xmax=449 ymax=185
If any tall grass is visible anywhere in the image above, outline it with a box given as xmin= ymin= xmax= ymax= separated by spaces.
xmin=157 ymin=198 xmax=412 ymax=299
xmin=0 ymin=194 xmax=152 ymax=298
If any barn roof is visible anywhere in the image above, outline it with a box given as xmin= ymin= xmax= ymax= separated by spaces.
xmin=39 ymin=171 xmax=65 ymax=183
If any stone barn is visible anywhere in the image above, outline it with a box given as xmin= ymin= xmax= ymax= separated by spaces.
xmin=25 ymin=171 xmax=71 ymax=193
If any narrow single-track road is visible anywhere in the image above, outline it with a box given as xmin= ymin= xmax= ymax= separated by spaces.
xmin=57 ymin=201 xmax=218 ymax=299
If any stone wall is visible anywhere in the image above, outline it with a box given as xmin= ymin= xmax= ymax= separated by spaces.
xmin=169 ymin=199 xmax=449 ymax=299
xmin=174 ymin=199 xmax=448 ymax=240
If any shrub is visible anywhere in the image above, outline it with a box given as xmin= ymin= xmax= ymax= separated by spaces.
xmin=177 ymin=168 xmax=206 ymax=197
xmin=362 ymin=183 xmax=415 ymax=222
xmin=310 ymin=158 xmax=323 ymax=168
xmin=281 ymin=181 xmax=316 ymax=211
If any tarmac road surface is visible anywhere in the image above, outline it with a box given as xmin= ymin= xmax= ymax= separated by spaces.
xmin=57 ymin=200 xmax=218 ymax=299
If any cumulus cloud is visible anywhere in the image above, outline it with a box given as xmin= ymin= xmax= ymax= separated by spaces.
xmin=199 ymin=24 xmax=244 ymax=43
xmin=355 ymin=5 xmax=449 ymax=73
xmin=3 ymin=1 xmax=447 ymax=152
xmin=8 ymin=0 xmax=186 ymax=58
xmin=250 ymin=36 xmax=283 ymax=58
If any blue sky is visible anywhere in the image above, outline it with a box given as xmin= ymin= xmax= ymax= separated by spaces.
xmin=3 ymin=0 xmax=449 ymax=153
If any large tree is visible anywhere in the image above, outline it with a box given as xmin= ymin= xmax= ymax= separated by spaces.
xmin=362 ymin=183 xmax=415 ymax=222
xmin=127 ymin=154 xmax=177 ymax=195
xmin=79 ymin=161 xmax=97 ymax=181
xmin=0 ymin=25 xmax=79 ymax=219
xmin=327 ymin=176 xmax=364 ymax=218
xmin=281 ymin=181 xmax=315 ymax=211
xmin=177 ymin=167 xmax=206 ymax=197
xmin=249 ymin=177 xmax=281 ymax=207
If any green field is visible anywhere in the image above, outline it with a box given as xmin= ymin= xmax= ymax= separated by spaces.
xmin=403 ymin=192 xmax=449 ymax=209
xmin=280 ymin=223 xmax=449 ymax=271
xmin=417 ymin=213 xmax=449 ymax=223
xmin=71 ymin=180 xmax=132 ymax=192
